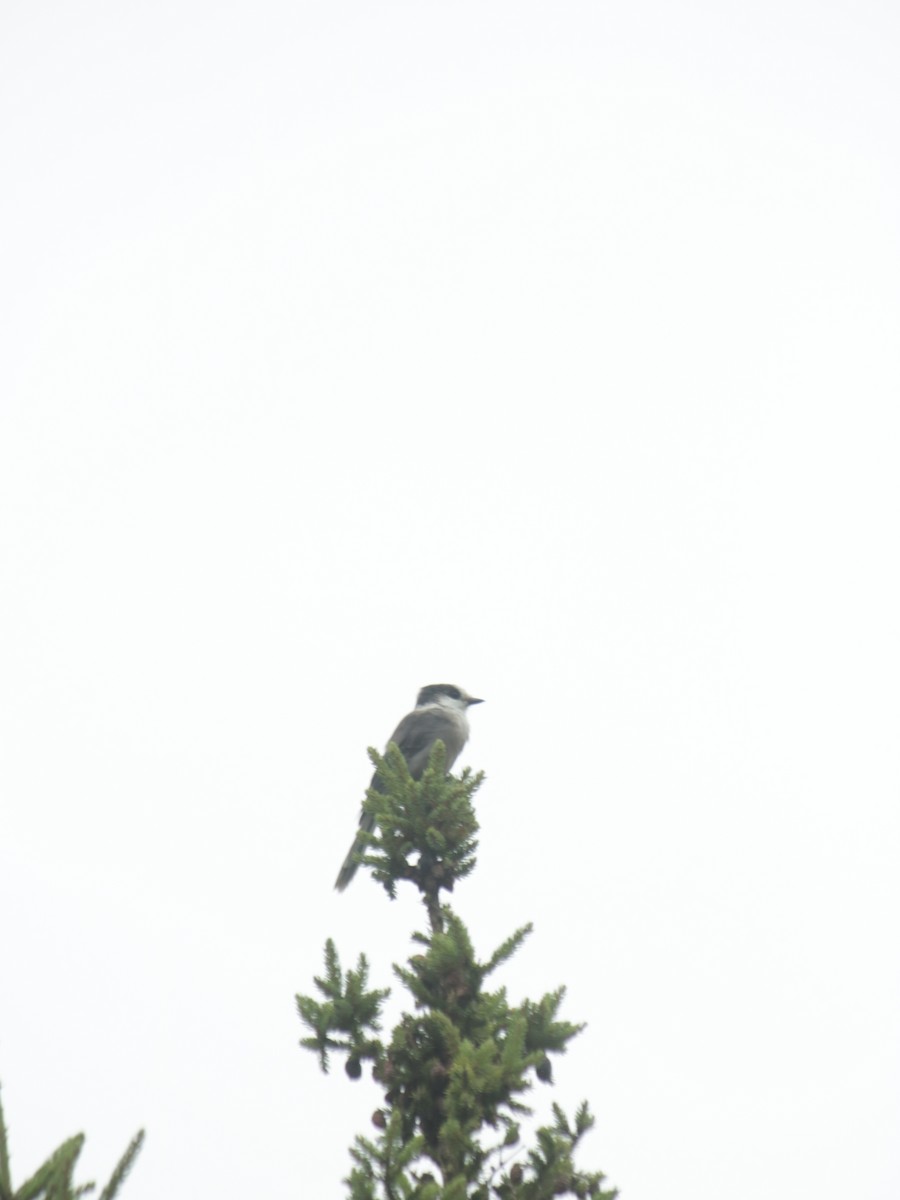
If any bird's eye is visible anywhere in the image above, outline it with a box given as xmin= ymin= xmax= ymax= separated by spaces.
xmin=444 ymin=686 xmax=461 ymax=700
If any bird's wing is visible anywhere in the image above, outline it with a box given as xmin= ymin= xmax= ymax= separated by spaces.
xmin=382 ymin=707 xmax=466 ymax=780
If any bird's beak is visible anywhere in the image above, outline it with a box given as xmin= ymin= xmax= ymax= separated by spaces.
xmin=467 ymin=696 xmax=484 ymax=706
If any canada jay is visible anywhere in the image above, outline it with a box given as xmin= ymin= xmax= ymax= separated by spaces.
xmin=334 ymin=683 xmax=484 ymax=891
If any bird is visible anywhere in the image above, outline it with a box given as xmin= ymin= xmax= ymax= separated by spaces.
xmin=334 ymin=683 xmax=484 ymax=891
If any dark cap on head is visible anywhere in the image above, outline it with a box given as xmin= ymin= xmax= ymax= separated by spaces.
xmin=416 ymin=684 xmax=484 ymax=707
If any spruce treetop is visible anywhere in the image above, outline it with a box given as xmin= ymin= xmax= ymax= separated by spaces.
xmin=297 ymin=742 xmax=618 ymax=1200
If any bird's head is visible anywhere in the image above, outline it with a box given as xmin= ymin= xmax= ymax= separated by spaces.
xmin=415 ymin=683 xmax=484 ymax=712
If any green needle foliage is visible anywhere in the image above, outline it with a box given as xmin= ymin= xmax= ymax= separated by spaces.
xmin=297 ymin=743 xmax=618 ymax=1199
xmin=0 ymin=1081 xmax=143 ymax=1200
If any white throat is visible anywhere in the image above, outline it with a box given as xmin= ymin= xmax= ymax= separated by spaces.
xmin=420 ymin=692 xmax=470 ymax=731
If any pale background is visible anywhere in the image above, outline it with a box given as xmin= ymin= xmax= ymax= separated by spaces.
xmin=1 ymin=3 xmax=898 ymax=1198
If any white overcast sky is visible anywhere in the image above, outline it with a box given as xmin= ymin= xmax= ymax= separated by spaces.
xmin=1 ymin=3 xmax=898 ymax=1198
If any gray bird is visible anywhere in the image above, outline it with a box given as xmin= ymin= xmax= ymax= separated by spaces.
xmin=334 ymin=683 xmax=484 ymax=891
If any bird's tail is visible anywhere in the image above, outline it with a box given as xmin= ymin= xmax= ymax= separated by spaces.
xmin=334 ymin=812 xmax=376 ymax=892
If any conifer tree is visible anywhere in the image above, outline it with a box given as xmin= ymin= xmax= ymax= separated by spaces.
xmin=297 ymin=743 xmax=618 ymax=1199
xmin=0 ymin=1080 xmax=143 ymax=1200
